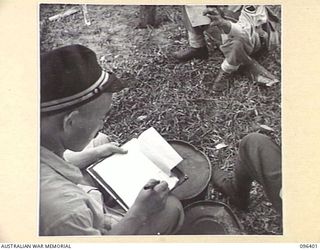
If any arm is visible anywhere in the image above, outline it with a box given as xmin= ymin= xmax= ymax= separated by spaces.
xmin=64 ymin=143 xmax=127 ymax=169
xmin=105 ymin=180 xmax=169 ymax=235
xmin=64 ymin=132 xmax=127 ymax=169
xmin=203 ymin=7 xmax=232 ymax=34
xmin=215 ymin=18 xmax=232 ymax=34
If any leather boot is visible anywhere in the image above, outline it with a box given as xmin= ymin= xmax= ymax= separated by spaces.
xmin=173 ymin=46 xmax=208 ymax=62
xmin=211 ymin=166 xmax=252 ymax=210
xmin=211 ymin=69 xmax=231 ymax=92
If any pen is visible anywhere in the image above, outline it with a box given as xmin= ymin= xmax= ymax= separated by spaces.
xmin=143 ymin=180 xmax=160 ymax=190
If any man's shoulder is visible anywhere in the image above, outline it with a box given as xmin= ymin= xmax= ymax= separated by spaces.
xmin=39 ymin=202 xmax=102 ymax=236
xmin=39 ymin=173 xmax=104 ymax=236
xmin=40 ymin=146 xmax=84 ymax=183
xmin=40 ymin=167 xmax=86 ymax=204
xmin=39 ymin=170 xmax=93 ymax=231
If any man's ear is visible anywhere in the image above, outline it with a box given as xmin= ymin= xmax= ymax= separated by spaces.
xmin=63 ymin=110 xmax=80 ymax=132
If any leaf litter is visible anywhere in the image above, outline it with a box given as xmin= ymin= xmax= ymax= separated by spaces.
xmin=40 ymin=4 xmax=282 ymax=235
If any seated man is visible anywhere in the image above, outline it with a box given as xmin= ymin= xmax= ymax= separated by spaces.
xmin=211 ymin=133 xmax=282 ymax=215
xmin=40 ymin=44 xmax=184 ymax=236
xmin=173 ymin=5 xmax=280 ymax=92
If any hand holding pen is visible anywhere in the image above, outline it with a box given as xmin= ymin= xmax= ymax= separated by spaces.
xmin=143 ymin=180 xmax=161 ymax=190
xmin=129 ymin=179 xmax=169 ymax=219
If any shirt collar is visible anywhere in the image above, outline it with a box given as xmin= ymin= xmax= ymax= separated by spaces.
xmin=40 ymin=146 xmax=83 ymax=184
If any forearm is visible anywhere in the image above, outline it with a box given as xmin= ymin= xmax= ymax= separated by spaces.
xmin=64 ymin=141 xmax=126 ymax=169
xmin=104 ymin=209 xmax=149 ymax=235
xmin=64 ymin=148 xmax=102 ymax=169
xmin=217 ymin=18 xmax=232 ymax=34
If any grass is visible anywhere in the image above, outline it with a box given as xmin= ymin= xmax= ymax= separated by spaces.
xmin=40 ymin=4 xmax=282 ymax=235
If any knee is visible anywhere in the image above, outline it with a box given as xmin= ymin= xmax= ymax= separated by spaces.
xmin=165 ymin=195 xmax=184 ymax=218
xmin=146 ymin=195 xmax=184 ymax=235
xmin=240 ymin=133 xmax=270 ymax=151
xmin=164 ymin=195 xmax=184 ymax=229
xmin=220 ymin=38 xmax=246 ymax=58
xmin=226 ymin=38 xmax=245 ymax=50
xmin=231 ymin=39 xmax=244 ymax=47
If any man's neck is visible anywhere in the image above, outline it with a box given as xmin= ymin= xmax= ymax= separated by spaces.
xmin=41 ymin=135 xmax=65 ymax=158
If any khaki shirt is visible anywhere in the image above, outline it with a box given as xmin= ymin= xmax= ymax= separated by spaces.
xmin=39 ymin=147 xmax=122 ymax=236
xmin=227 ymin=6 xmax=269 ymax=51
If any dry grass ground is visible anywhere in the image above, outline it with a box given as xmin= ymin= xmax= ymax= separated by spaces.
xmin=40 ymin=4 xmax=282 ymax=235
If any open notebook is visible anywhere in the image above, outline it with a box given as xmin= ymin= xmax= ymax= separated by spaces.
xmin=86 ymin=127 xmax=184 ymax=211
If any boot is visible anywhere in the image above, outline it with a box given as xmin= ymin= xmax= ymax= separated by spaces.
xmin=172 ymin=46 xmax=208 ymax=62
xmin=211 ymin=166 xmax=252 ymax=210
xmin=211 ymin=69 xmax=231 ymax=92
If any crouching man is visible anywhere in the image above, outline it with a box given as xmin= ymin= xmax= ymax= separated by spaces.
xmin=40 ymin=45 xmax=184 ymax=236
xmin=173 ymin=5 xmax=280 ymax=92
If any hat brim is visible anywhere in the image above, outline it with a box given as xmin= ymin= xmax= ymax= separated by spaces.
xmin=41 ymin=71 xmax=127 ymax=113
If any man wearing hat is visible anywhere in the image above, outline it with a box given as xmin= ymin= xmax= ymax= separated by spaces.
xmin=173 ymin=5 xmax=280 ymax=92
xmin=40 ymin=44 xmax=184 ymax=235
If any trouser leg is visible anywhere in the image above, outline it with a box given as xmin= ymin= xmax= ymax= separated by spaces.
xmin=137 ymin=195 xmax=185 ymax=235
xmin=220 ymin=38 xmax=254 ymax=73
xmin=182 ymin=6 xmax=207 ymax=48
xmin=236 ymin=133 xmax=282 ymax=213
xmin=188 ymin=29 xmax=207 ymax=48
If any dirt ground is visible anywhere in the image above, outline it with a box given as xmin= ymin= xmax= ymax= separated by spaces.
xmin=40 ymin=4 xmax=282 ymax=235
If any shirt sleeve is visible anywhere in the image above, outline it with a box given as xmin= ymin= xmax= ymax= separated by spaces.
xmin=44 ymin=209 xmax=103 ymax=236
xmin=228 ymin=22 xmax=245 ymax=37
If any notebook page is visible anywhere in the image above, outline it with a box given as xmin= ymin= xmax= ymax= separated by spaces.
xmin=92 ymin=138 xmax=178 ymax=208
xmin=185 ymin=5 xmax=211 ymax=27
xmin=138 ymin=127 xmax=183 ymax=176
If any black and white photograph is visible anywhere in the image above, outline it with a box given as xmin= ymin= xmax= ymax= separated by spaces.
xmin=39 ymin=4 xmax=282 ymax=236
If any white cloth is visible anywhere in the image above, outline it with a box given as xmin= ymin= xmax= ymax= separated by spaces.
xmin=227 ymin=6 xmax=269 ymax=51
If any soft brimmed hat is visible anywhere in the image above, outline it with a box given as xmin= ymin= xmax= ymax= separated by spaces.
xmin=41 ymin=44 xmax=127 ymax=114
